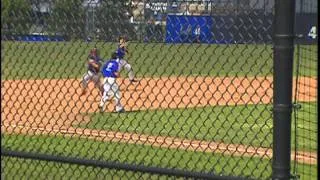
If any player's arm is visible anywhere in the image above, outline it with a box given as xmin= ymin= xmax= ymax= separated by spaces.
xmin=88 ymin=59 xmax=99 ymax=68
xmin=120 ymin=41 xmax=129 ymax=53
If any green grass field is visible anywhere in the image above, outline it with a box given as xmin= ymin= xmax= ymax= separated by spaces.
xmin=2 ymin=102 xmax=317 ymax=179
xmin=1 ymin=41 xmax=317 ymax=80
xmin=2 ymin=132 xmax=317 ymax=180
xmin=1 ymin=41 xmax=317 ymax=179
xmin=78 ymin=103 xmax=317 ymax=152
xmin=80 ymin=104 xmax=274 ymax=149
xmin=2 ymin=134 xmax=272 ymax=179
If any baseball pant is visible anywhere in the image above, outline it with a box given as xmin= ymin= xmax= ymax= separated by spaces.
xmin=118 ymin=59 xmax=134 ymax=81
xmin=99 ymin=77 xmax=123 ymax=112
xmin=82 ymin=70 xmax=101 ymax=89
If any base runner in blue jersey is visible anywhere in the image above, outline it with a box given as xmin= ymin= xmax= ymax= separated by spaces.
xmin=81 ymin=47 xmax=103 ymax=95
xmin=99 ymin=52 xmax=125 ymax=113
xmin=115 ymin=36 xmax=137 ymax=83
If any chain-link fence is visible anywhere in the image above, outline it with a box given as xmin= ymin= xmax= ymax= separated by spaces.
xmin=292 ymin=42 xmax=318 ymax=179
xmin=1 ymin=0 xmax=317 ymax=179
xmin=291 ymin=45 xmax=318 ymax=180
xmin=291 ymin=0 xmax=318 ymax=178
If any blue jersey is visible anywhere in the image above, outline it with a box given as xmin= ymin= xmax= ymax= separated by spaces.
xmin=101 ymin=59 xmax=119 ymax=78
xmin=115 ymin=45 xmax=126 ymax=59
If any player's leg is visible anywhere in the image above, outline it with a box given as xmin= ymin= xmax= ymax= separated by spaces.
xmin=92 ymin=73 xmax=103 ymax=95
xmin=99 ymin=78 xmax=114 ymax=112
xmin=81 ymin=71 xmax=93 ymax=95
xmin=111 ymin=80 xmax=124 ymax=112
xmin=121 ymin=59 xmax=135 ymax=81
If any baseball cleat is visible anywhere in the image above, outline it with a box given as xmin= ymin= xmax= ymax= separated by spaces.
xmin=99 ymin=105 xmax=105 ymax=112
xmin=130 ymin=79 xmax=139 ymax=83
xmin=116 ymin=108 xmax=125 ymax=113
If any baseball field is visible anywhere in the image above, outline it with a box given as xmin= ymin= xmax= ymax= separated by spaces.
xmin=1 ymin=41 xmax=317 ymax=179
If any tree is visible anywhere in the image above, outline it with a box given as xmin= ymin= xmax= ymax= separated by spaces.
xmin=94 ymin=0 xmax=137 ymax=41
xmin=1 ymin=0 xmax=33 ymax=35
xmin=48 ymin=0 xmax=86 ymax=40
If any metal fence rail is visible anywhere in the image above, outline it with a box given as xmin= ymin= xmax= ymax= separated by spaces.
xmin=1 ymin=0 xmax=317 ymax=179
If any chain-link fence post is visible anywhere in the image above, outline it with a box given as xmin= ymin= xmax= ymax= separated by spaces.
xmin=272 ymin=0 xmax=296 ymax=179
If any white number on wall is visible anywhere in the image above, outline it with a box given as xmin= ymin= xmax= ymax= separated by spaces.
xmin=308 ymin=26 xmax=317 ymax=39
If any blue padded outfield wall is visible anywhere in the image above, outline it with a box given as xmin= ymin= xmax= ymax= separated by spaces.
xmin=165 ymin=13 xmax=274 ymax=44
xmin=166 ymin=15 xmax=214 ymax=44
xmin=166 ymin=13 xmax=317 ymax=44
xmin=295 ymin=13 xmax=318 ymax=44
xmin=1 ymin=34 xmax=65 ymax=42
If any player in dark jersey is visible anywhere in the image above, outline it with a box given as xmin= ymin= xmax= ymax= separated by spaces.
xmin=115 ymin=36 xmax=137 ymax=83
xmin=81 ymin=47 xmax=103 ymax=95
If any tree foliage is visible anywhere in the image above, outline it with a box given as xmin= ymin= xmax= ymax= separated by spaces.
xmin=48 ymin=0 xmax=86 ymax=39
xmin=1 ymin=0 xmax=33 ymax=34
xmin=94 ymin=0 xmax=137 ymax=41
xmin=1 ymin=0 xmax=137 ymax=40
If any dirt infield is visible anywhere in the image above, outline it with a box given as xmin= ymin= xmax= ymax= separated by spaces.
xmin=1 ymin=76 xmax=317 ymax=165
